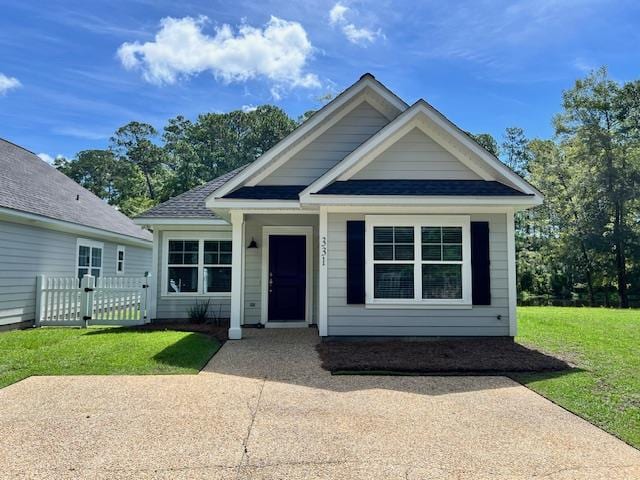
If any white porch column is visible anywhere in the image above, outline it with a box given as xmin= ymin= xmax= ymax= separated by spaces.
xmin=506 ymin=209 xmax=517 ymax=336
xmin=318 ymin=206 xmax=328 ymax=336
xmin=148 ymin=229 xmax=159 ymax=322
xmin=229 ymin=210 xmax=244 ymax=340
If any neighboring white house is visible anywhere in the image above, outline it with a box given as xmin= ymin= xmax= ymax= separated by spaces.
xmin=0 ymin=139 xmax=152 ymax=329
xmin=135 ymin=74 xmax=542 ymax=340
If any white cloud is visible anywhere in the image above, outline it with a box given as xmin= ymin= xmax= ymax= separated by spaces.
xmin=118 ymin=16 xmax=320 ymax=96
xmin=328 ymin=2 xmax=381 ymax=46
xmin=329 ymin=3 xmax=348 ymax=26
xmin=37 ymin=153 xmax=64 ymax=164
xmin=241 ymin=104 xmax=257 ymax=112
xmin=0 ymin=73 xmax=21 ymax=95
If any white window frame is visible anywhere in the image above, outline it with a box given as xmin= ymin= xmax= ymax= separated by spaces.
xmin=116 ymin=245 xmax=125 ymax=275
xmin=76 ymin=238 xmax=104 ymax=279
xmin=365 ymin=215 xmax=472 ymax=307
xmin=162 ymin=232 xmax=232 ymax=297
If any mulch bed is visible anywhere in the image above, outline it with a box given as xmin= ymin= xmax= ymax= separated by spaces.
xmin=316 ymin=338 xmax=571 ymax=375
xmin=133 ymin=321 xmax=229 ymax=343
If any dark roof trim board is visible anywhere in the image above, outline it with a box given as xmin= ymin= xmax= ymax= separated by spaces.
xmin=315 ymin=180 xmax=532 ymax=196
xmin=223 ymin=185 xmax=307 ymax=200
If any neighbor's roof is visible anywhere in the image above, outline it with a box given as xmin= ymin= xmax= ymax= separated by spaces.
xmin=136 ymin=165 xmax=248 ymax=218
xmin=0 ymin=138 xmax=152 ymax=241
xmin=315 ymin=180 xmax=532 ymax=196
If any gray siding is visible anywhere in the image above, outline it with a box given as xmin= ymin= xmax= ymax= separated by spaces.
xmin=259 ymin=101 xmax=389 ymax=186
xmin=326 ymin=213 xmax=510 ymax=336
xmin=155 ymin=228 xmax=232 ymax=320
xmin=352 ymin=127 xmax=482 ymax=180
xmin=0 ymin=219 xmax=151 ymax=326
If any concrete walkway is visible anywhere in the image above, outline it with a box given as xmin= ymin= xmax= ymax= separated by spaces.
xmin=1 ymin=328 xmax=639 ymax=479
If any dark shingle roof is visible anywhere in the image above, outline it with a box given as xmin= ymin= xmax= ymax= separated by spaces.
xmin=223 ymin=185 xmax=306 ymax=200
xmin=137 ymin=165 xmax=248 ymax=218
xmin=0 ymin=139 xmax=152 ymax=241
xmin=315 ymin=180 xmax=532 ymax=196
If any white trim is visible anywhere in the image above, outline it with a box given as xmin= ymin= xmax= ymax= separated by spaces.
xmin=260 ymin=226 xmax=313 ymax=326
xmin=134 ymin=217 xmax=229 ymax=226
xmin=0 ymin=206 xmax=151 ymax=248
xmin=116 ymin=245 xmax=125 ymax=275
xmin=229 ymin=211 xmax=244 ymax=339
xmin=205 ymin=75 xmax=407 ymax=200
xmin=506 ymin=210 xmax=518 ymax=336
xmin=76 ymin=238 xmax=104 ymax=279
xmin=364 ymin=215 xmax=472 ymax=307
xmin=300 ymin=101 xmax=543 ymax=201
xmin=318 ymin=206 xmax=328 ymax=336
xmin=149 ymin=230 xmax=159 ymax=320
xmin=311 ymin=205 xmax=519 ymax=214
xmin=161 ymin=231 xmax=232 ymax=298
xmin=302 ymin=195 xmax=541 ymax=207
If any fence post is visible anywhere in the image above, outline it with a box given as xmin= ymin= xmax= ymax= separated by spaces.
xmin=80 ymin=274 xmax=95 ymax=328
xmin=35 ymin=275 xmax=45 ymax=327
xmin=143 ymin=272 xmax=151 ymax=324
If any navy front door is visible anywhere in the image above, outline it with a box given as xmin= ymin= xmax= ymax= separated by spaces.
xmin=268 ymin=235 xmax=306 ymax=322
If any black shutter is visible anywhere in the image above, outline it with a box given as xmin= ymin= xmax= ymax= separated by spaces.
xmin=471 ymin=221 xmax=491 ymax=305
xmin=346 ymin=221 xmax=365 ymax=304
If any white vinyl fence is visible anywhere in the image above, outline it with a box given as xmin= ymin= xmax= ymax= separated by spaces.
xmin=36 ymin=274 xmax=150 ymax=327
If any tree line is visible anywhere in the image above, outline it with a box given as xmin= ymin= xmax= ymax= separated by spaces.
xmin=57 ymin=68 xmax=640 ymax=307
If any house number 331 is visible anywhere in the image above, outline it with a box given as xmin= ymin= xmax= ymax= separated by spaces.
xmin=320 ymin=236 xmax=327 ymax=266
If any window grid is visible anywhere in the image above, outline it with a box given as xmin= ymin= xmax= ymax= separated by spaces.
xmin=166 ymin=239 xmax=232 ymax=295
xmin=372 ymin=226 xmax=415 ymax=299
xmin=367 ymin=219 xmax=470 ymax=304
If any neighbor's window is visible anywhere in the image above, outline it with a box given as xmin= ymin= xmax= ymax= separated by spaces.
xmin=367 ymin=216 xmax=470 ymax=305
xmin=166 ymin=239 xmax=232 ymax=294
xmin=77 ymin=239 xmax=103 ymax=279
xmin=116 ymin=246 xmax=126 ymax=275
xmin=167 ymin=240 xmax=199 ymax=293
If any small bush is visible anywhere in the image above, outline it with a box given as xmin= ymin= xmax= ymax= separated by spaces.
xmin=188 ymin=299 xmax=210 ymax=324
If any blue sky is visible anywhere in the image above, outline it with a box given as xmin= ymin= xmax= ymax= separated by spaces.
xmin=1 ymin=0 xmax=639 ymax=162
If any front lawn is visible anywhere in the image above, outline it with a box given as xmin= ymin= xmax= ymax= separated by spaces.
xmin=0 ymin=327 xmax=221 ymax=389
xmin=514 ymin=306 xmax=640 ymax=449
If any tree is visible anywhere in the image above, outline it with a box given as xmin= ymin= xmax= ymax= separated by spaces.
xmin=554 ymin=67 xmax=640 ymax=307
xmin=469 ymin=132 xmax=500 ymax=157
xmin=110 ymin=122 xmax=165 ymax=200
xmin=55 ymin=150 xmax=117 ymax=202
xmin=502 ymin=127 xmax=531 ymax=176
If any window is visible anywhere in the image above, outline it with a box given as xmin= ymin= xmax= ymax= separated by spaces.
xmin=366 ymin=216 xmax=471 ymax=305
xmin=77 ymin=239 xmax=103 ymax=280
xmin=165 ymin=238 xmax=232 ymax=295
xmin=116 ymin=246 xmax=126 ymax=275
xmin=204 ymin=241 xmax=232 ymax=293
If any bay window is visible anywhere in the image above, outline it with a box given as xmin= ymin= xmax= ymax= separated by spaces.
xmin=165 ymin=237 xmax=232 ymax=295
xmin=366 ymin=216 xmax=471 ymax=305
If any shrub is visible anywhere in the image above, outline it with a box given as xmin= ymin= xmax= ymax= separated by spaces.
xmin=188 ymin=299 xmax=210 ymax=324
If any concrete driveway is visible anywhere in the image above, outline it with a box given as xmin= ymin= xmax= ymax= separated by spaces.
xmin=1 ymin=329 xmax=639 ymax=479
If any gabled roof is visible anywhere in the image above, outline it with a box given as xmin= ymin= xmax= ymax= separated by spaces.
xmin=0 ymin=138 xmax=152 ymax=242
xmin=315 ymin=180 xmax=531 ymax=196
xmin=205 ymin=73 xmax=408 ymax=204
xmin=300 ymin=100 xmax=543 ymax=203
xmin=136 ymin=165 xmax=247 ymax=219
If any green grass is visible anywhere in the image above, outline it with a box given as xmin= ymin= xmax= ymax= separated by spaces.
xmin=514 ymin=306 xmax=640 ymax=449
xmin=0 ymin=327 xmax=221 ymax=389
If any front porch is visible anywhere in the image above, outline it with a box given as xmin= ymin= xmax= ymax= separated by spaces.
xmin=228 ymin=211 xmax=322 ymax=339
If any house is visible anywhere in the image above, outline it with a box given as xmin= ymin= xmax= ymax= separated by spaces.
xmin=0 ymin=139 xmax=153 ymax=329
xmin=135 ymin=74 xmax=542 ymax=340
